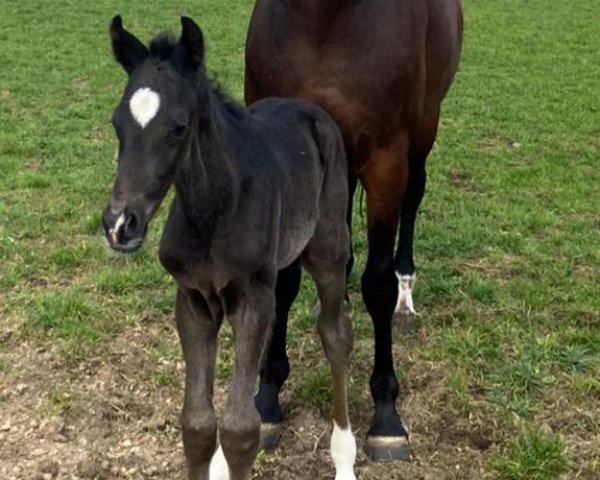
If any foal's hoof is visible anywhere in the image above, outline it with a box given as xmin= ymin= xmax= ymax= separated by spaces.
xmin=365 ymin=435 xmax=411 ymax=461
xmin=259 ymin=422 xmax=283 ymax=450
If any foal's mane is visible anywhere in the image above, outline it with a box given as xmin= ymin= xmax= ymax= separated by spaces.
xmin=149 ymin=31 xmax=245 ymax=120
xmin=149 ymin=32 xmax=177 ymax=60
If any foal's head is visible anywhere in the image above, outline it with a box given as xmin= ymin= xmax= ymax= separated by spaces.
xmin=102 ymin=16 xmax=207 ymax=252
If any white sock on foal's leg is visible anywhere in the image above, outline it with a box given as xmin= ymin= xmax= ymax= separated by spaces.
xmin=331 ymin=423 xmax=357 ymax=480
xmin=395 ymin=272 xmax=416 ymax=316
xmin=209 ymin=444 xmax=230 ymax=480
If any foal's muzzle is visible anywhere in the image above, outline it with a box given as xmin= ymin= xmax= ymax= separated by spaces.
xmin=102 ymin=207 xmax=147 ymax=253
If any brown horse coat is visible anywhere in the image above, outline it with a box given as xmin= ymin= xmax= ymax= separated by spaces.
xmin=245 ymin=0 xmax=463 ymax=460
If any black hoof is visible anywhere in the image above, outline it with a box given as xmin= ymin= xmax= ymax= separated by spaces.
xmin=259 ymin=423 xmax=283 ymax=451
xmin=393 ymin=309 xmax=416 ymax=333
xmin=366 ymin=435 xmax=411 ymax=461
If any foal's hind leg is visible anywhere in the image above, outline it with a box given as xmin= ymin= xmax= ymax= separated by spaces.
xmin=255 ymin=260 xmax=301 ymax=449
xmin=302 ymin=236 xmax=356 ymax=479
xmin=175 ymin=288 xmax=221 ymax=480
xmin=394 ymin=109 xmax=440 ymax=330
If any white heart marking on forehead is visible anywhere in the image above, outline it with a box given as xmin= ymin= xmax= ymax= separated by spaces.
xmin=129 ymin=87 xmax=161 ymax=128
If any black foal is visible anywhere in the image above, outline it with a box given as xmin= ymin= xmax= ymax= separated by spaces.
xmin=101 ymin=16 xmax=356 ymax=480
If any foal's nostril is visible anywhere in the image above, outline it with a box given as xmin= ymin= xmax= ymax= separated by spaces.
xmin=123 ymin=212 xmax=138 ymax=238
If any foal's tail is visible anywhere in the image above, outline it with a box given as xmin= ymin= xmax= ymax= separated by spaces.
xmin=307 ymin=111 xmax=353 ymax=306
xmin=309 ymin=108 xmax=351 ymax=240
xmin=309 ymin=112 xmax=348 ymax=181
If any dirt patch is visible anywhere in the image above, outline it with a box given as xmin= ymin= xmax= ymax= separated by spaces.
xmin=446 ymin=170 xmax=477 ymax=193
xmin=477 ymin=136 xmax=522 ymax=153
xmin=1 ymin=315 xmax=597 ymax=479
xmin=453 ymin=254 xmax=525 ymax=281
xmin=0 ymin=317 xmax=484 ymax=480
xmin=0 ymin=324 xmax=184 ymax=480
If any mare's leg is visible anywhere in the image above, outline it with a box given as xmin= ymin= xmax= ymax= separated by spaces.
xmin=394 ymin=109 xmax=440 ymax=329
xmin=176 ymin=287 xmax=221 ymax=480
xmin=360 ymin=135 xmax=411 ymax=460
xmin=220 ymin=274 xmax=276 ymax=480
xmin=255 ymin=260 xmax=302 ymax=449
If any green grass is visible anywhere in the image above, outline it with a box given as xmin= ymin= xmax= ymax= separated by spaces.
xmin=30 ymin=291 xmax=100 ymax=341
xmin=571 ymin=374 xmax=600 ymax=398
xmin=0 ymin=0 xmax=599 ymax=478
xmin=0 ymin=360 xmax=9 ymax=373
xmin=445 ymin=367 xmax=472 ymax=413
xmin=153 ymin=366 xmax=181 ymax=388
xmin=40 ymin=387 xmax=78 ymax=418
xmin=295 ymin=363 xmax=333 ymax=414
xmin=491 ymin=427 xmax=568 ymax=480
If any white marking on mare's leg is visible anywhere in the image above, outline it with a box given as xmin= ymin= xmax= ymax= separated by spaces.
xmin=395 ymin=272 xmax=416 ymax=316
xmin=108 ymin=213 xmax=126 ymax=244
xmin=129 ymin=87 xmax=160 ymax=128
xmin=331 ymin=423 xmax=357 ymax=480
xmin=209 ymin=444 xmax=230 ymax=480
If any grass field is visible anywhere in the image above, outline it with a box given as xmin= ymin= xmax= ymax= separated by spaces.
xmin=1 ymin=0 xmax=599 ymax=479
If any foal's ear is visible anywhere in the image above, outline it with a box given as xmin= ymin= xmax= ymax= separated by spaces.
xmin=110 ymin=15 xmax=149 ymax=75
xmin=177 ymin=17 xmax=205 ymax=69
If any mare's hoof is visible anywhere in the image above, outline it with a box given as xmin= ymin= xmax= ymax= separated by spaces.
xmin=365 ymin=435 xmax=411 ymax=461
xmin=259 ymin=422 xmax=283 ymax=450
xmin=393 ymin=309 xmax=417 ymax=333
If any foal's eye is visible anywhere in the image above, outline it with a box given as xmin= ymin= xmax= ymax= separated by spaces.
xmin=169 ymin=124 xmax=188 ymax=140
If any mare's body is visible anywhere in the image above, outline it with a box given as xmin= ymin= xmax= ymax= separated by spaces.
xmin=102 ymin=17 xmax=356 ymax=480
xmin=245 ymin=0 xmax=463 ymax=459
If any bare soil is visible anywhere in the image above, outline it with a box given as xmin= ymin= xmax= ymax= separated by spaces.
xmin=0 ymin=312 xmax=595 ymax=479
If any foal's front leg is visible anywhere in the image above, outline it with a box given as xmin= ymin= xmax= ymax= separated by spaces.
xmin=220 ymin=276 xmax=276 ymax=480
xmin=176 ymin=287 xmax=221 ymax=480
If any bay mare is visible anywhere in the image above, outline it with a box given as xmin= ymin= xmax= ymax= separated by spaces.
xmin=102 ymin=16 xmax=355 ymax=480
xmin=246 ymin=0 xmax=464 ymax=460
